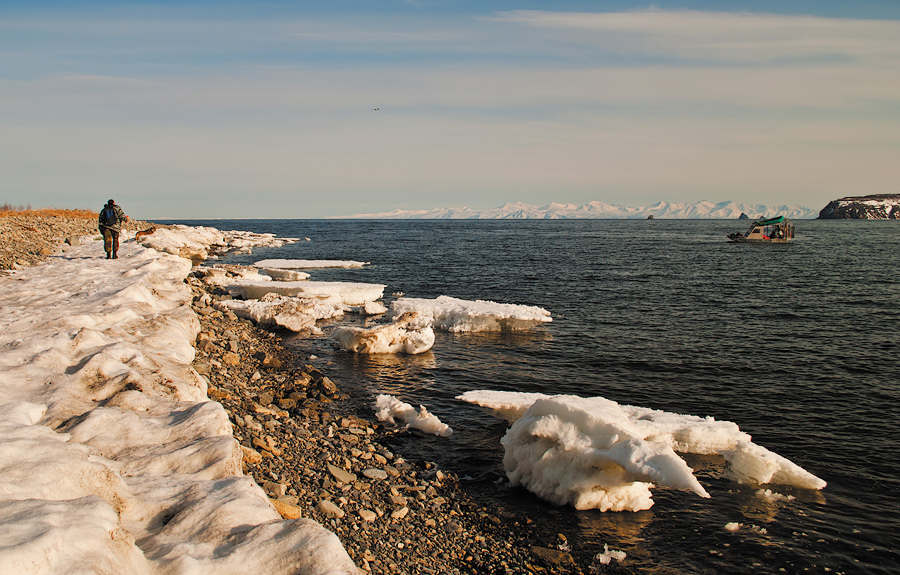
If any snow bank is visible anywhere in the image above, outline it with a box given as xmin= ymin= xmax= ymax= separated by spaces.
xmin=0 ymin=230 xmax=359 ymax=574
xmin=388 ymin=295 xmax=551 ymax=332
xmin=457 ymin=391 xmax=825 ymax=512
xmin=374 ymin=395 xmax=452 ymax=437
xmin=333 ymin=312 xmax=434 ymax=355
xmin=254 ymin=259 xmax=369 ymax=269
xmin=226 ymin=280 xmax=384 ymax=305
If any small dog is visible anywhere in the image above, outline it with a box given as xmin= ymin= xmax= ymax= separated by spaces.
xmin=134 ymin=227 xmax=157 ymax=241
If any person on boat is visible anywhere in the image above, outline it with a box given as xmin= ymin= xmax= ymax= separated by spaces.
xmin=98 ymin=199 xmax=128 ymax=259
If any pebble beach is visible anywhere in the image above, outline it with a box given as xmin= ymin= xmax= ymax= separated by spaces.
xmin=0 ymin=210 xmax=607 ymax=575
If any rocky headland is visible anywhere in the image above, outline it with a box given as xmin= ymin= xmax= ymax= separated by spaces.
xmin=817 ymin=194 xmax=900 ymax=219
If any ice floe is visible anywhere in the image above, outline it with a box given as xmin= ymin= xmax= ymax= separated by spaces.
xmin=388 ymin=295 xmax=551 ymax=332
xmin=226 ymin=280 xmax=385 ymax=305
xmin=254 ymin=259 xmax=369 ymax=269
xmin=457 ymin=390 xmax=825 ymax=512
xmin=0 ymin=228 xmax=358 ymax=574
xmin=333 ymin=312 xmax=435 ymax=355
xmin=374 ymin=395 xmax=452 ymax=437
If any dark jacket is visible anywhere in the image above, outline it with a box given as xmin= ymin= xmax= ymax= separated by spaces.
xmin=98 ymin=204 xmax=127 ymax=232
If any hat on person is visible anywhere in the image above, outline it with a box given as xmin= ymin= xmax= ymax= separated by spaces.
xmin=107 ymin=199 xmax=115 ymax=205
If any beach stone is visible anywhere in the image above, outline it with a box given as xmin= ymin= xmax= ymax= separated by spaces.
xmin=222 ymin=352 xmax=240 ymax=366
xmin=241 ymin=445 xmax=262 ymax=464
xmin=530 ymin=546 xmax=574 ymax=566
xmin=271 ymin=499 xmax=304 ymax=520
xmin=390 ymin=506 xmax=409 ymax=520
xmin=362 ymin=468 xmax=388 ymax=481
xmin=263 ymin=481 xmax=287 ymax=497
xmin=359 ymin=509 xmax=377 ymax=522
xmin=65 ymin=235 xmax=81 ymax=246
xmin=318 ymin=377 xmax=338 ymax=394
xmin=317 ymin=499 xmax=345 ymax=518
xmin=258 ymin=391 xmax=275 ymax=406
xmin=277 ymin=397 xmax=297 ymax=410
xmin=445 ymin=521 xmax=463 ymax=534
xmin=327 ymin=464 xmax=357 ymax=484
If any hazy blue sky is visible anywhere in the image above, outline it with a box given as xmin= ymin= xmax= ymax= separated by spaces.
xmin=2 ymin=1 xmax=899 ymax=218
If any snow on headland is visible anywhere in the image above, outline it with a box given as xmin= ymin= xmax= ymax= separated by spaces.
xmin=458 ymin=391 xmax=825 ymax=512
xmin=0 ymin=228 xmax=359 ymax=574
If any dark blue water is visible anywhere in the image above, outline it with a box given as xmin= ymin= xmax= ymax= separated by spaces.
xmin=166 ymin=219 xmax=899 ymax=575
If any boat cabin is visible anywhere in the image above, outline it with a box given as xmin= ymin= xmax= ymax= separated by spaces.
xmin=727 ymin=215 xmax=794 ymax=243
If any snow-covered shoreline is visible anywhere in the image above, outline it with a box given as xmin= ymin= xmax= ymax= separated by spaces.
xmin=0 ymin=227 xmax=359 ymax=574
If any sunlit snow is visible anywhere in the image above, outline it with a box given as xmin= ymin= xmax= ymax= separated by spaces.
xmin=374 ymin=395 xmax=452 ymax=437
xmin=457 ymin=390 xmax=825 ymax=512
xmin=0 ymin=228 xmax=358 ymax=574
xmin=388 ymin=295 xmax=551 ymax=332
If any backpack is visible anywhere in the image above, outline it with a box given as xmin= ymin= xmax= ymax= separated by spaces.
xmin=101 ymin=205 xmax=119 ymax=226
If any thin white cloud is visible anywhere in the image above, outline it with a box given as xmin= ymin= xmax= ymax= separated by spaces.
xmin=494 ymin=10 xmax=900 ymax=63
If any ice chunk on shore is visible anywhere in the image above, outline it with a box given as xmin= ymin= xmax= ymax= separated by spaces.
xmin=458 ymin=391 xmax=825 ymax=512
xmin=141 ymin=226 xmax=296 ymax=261
xmin=374 ymin=395 xmax=452 ymax=436
xmin=595 ymin=544 xmax=627 ymax=565
xmin=260 ymin=268 xmax=312 ymax=281
xmin=333 ymin=312 xmax=434 ymax=354
xmin=255 ymin=259 xmax=369 ymax=269
xmin=196 ymin=265 xmax=273 ymax=286
xmin=0 ymin=227 xmax=358 ymax=574
xmin=216 ymin=293 xmax=347 ymax=333
xmin=226 ymin=280 xmax=384 ymax=305
xmin=388 ymin=295 xmax=551 ymax=332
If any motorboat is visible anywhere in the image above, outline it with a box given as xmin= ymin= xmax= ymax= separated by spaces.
xmin=727 ymin=215 xmax=794 ymax=243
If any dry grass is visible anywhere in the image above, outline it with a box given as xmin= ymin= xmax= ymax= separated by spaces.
xmin=0 ymin=207 xmax=96 ymax=219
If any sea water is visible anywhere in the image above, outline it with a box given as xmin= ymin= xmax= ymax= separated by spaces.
xmin=165 ymin=218 xmax=899 ymax=575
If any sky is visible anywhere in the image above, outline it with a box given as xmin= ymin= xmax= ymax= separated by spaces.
xmin=2 ymin=1 xmax=899 ymax=218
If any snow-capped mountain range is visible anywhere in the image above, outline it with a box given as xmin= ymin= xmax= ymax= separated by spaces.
xmin=337 ymin=201 xmax=819 ymax=220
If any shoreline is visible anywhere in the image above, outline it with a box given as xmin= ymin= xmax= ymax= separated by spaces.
xmin=0 ymin=214 xmax=613 ymax=574
xmin=188 ymin=272 xmax=593 ymax=574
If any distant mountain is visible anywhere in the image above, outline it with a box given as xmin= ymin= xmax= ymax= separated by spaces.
xmin=818 ymin=194 xmax=900 ymax=219
xmin=337 ymin=200 xmax=818 ymax=220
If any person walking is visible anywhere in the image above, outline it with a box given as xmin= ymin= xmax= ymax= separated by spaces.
xmin=98 ymin=199 xmax=128 ymax=259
